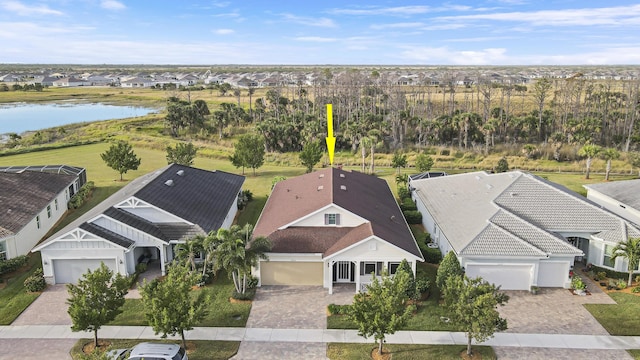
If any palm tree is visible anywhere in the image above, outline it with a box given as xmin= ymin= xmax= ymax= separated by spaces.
xmin=174 ymin=236 xmax=203 ymax=272
xmin=611 ymin=237 xmax=640 ymax=287
xmin=214 ymin=224 xmax=272 ymax=294
xmin=578 ymin=144 xmax=602 ymax=179
xmin=600 ymin=148 xmax=620 ymax=181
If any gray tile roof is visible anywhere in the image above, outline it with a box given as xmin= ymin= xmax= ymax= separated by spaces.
xmin=412 ymin=171 xmax=639 ymax=258
xmin=79 ymin=222 xmax=134 ymax=249
xmin=0 ymin=171 xmax=77 ymax=234
xmin=585 ymin=179 xmax=640 ymax=211
xmin=35 ymin=165 xmax=241 ymax=250
xmin=134 ymin=164 xmax=244 ymax=233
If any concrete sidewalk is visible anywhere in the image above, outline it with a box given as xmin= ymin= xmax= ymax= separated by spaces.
xmin=2 ymin=325 xmax=640 ymax=350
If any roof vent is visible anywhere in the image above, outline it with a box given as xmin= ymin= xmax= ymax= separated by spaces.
xmin=510 ymin=192 xmax=518 ymax=197
xmin=485 ymin=184 xmax=493 ymax=190
xmin=319 ymin=173 xmax=324 ymax=178
xmin=164 ymin=179 xmax=174 ymax=187
xmin=340 ymin=185 xmax=347 ymax=191
xmin=340 ymin=173 xmax=345 ymax=178
xmin=176 ymin=170 xmax=185 ymax=176
xmin=317 ymin=185 xmax=324 ymax=191
xmin=475 ymin=175 xmax=481 ymax=180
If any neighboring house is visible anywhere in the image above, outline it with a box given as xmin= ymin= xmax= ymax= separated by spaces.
xmin=0 ymin=165 xmax=85 ymax=260
xmin=33 ymin=164 xmax=244 ymax=284
xmin=253 ymin=168 xmax=423 ymax=294
xmin=584 ymin=180 xmax=640 ymax=226
xmin=120 ymin=77 xmax=155 ymax=88
xmin=411 ymin=171 xmax=640 ymax=290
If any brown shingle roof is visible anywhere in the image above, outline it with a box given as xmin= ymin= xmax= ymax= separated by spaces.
xmin=0 ymin=171 xmax=76 ymax=234
xmin=254 ymin=168 xmax=422 ymax=259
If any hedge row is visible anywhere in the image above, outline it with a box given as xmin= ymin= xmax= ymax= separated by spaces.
xmin=403 ymin=210 xmax=422 ymax=224
xmin=400 ymin=198 xmax=417 ymax=211
xmin=0 ymin=255 xmax=29 ymax=276
xmin=68 ymin=181 xmax=95 ymax=209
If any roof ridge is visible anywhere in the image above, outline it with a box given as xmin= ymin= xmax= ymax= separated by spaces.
xmin=462 ymin=220 xmax=547 ymax=257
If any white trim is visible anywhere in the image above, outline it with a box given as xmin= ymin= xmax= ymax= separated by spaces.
xmin=324 ymin=236 xmax=422 ymax=262
xmin=277 ymin=204 xmax=367 ymax=230
xmin=116 ymin=197 xmax=196 ymax=226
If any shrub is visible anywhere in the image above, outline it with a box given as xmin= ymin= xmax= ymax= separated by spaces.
xmin=635 ymin=275 xmax=640 ymax=284
xmin=440 ymin=149 xmax=450 ymax=156
xmin=632 ymin=286 xmax=640 ymax=293
xmin=400 ymin=198 xmax=417 ymax=211
xmin=422 ymin=246 xmax=443 ymax=264
xmin=135 ymin=263 xmax=147 ymax=274
xmin=327 ymin=304 xmax=351 ymax=315
xmin=242 ymin=189 xmax=253 ymax=202
xmin=415 ymin=278 xmax=430 ymax=295
xmin=24 ymin=268 xmax=46 ymax=292
xmin=67 ymin=181 xmax=95 ymax=209
xmin=594 ymin=271 xmax=607 ymax=281
xmin=403 ymin=210 xmax=422 ymax=224
xmin=0 ymin=255 xmax=29 ymax=276
xmin=590 ymin=264 xmax=627 ymax=280
xmin=436 ymin=252 xmax=463 ymax=290
xmin=232 ymin=288 xmax=256 ymax=301
xmin=397 ymin=186 xmax=411 ymax=201
xmin=571 ymin=276 xmax=586 ymax=290
xmin=617 ymin=279 xmax=627 ymax=290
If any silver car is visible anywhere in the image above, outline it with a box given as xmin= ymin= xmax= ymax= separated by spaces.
xmin=108 ymin=342 xmax=188 ymax=360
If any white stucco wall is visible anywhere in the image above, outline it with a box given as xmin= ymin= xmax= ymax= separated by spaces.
xmin=9 ymin=189 xmax=69 ymax=259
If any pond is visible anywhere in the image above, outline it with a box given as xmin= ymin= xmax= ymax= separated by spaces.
xmin=0 ymin=101 xmax=159 ymax=134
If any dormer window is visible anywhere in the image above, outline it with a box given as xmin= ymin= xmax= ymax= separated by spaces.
xmin=325 ymin=213 xmax=341 ymax=225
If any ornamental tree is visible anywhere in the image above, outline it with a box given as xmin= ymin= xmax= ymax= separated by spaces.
xmin=348 ymin=270 xmax=414 ymax=356
xmin=442 ymin=275 xmax=509 ymax=356
xmin=436 ymin=251 xmax=464 ymax=290
xmin=140 ymin=264 xmax=209 ymax=350
xmin=166 ymin=142 xmax=197 ymax=166
xmin=67 ymin=263 xmax=129 ymax=348
xmin=299 ymin=141 xmax=323 ymax=173
xmin=100 ymin=140 xmax=141 ymax=181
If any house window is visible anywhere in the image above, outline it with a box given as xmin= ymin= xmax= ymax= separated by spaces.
xmin=54 ymin=199 xmax=58 ymax=211
xmin=0 ymin=241 xmax=6 ymax=261
xmin=364 ymin=262 xmax=377 ymax=276
xmin=324 ymin=213 xmax=341 ymax=225
xmin=388 ymin=262 xmax=401 ymax=275
xmin=603 ymin=244 xmax=615 ymax=268
xmin=36 ymin=216 xmax=40 ymax=229
xmin=47 ymin=205 xmax=51 ymax=218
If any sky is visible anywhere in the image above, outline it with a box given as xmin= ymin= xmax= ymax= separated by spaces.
xmin=1 ymin=0 xmax=640 ymax=65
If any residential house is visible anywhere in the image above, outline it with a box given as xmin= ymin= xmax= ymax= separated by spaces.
xmin=411 ymin=171 xmax=640 ymax=290
xmin=253 ymin=168 xmax=423 ymax=294
xmin=120 ymin=77 xmax=155 ymax=88
xmin=0 ymin=165 xmax=85 ymax=260
xmin=33 ymin=164 xmax=244 ymax=284
xmin=584 ymin=180 xmax=640 ymax=226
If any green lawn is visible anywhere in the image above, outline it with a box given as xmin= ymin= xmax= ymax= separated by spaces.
xmin=584 ymin=292 xmax=640 ymax=336
xmin=236 ymin=195 xmax=267 ymax=226
xmin=0 ymin=254 xmax=42 ymax=325
xmin=110 ymin=273 xmax=251 ymax=327
xmin=327 ymin=263 xmax=462 ymax=332
xmin=628 ymin=349 xmax=640 ymax=359
xmin=327 ymin=343 xmax=496 ymax=360
xmin=70 ymin=339 xmax=239 ymax=360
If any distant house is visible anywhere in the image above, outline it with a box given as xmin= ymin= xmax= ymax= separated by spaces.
xmin=584 ymin=180 xmax=640 ymax=226
xmin=51 ymin=77 xmax=91 ymax=87
xmin=0 ymin=165 xmax=85 ymax=260
xmin=253 ymin=168 xmax=423 ymax=294
xmin=120 ymin=77 xmax=155 ymax=88
xmin=33 ymin=165 xmax=244 ymax=284
xmin=411 ymin=171 xmax=640 ymax=290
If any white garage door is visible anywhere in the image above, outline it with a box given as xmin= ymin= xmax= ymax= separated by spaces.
xmin=466 ymin=264 xmax=533 ymax=290
xmin=537 ymin=261 xmax=569 ymax=287
xmin=53 ymin=259 xmax=117 ymax=284
xmin=260 ymin=261 xmax=323 ymax=285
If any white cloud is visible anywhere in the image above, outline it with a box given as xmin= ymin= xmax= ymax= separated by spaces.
xmin=293 ymin=36 xmax=337 ymax=42
xmin=399 ymin=46 xmax=509 ymax=65
xmin=100 ymin=0 xmax=126 ymax=11
xmin=1 ymin=1 xmax=63 ymax=16
xmin=437 ymin=4 xmax=640 ymax=27
xmin=370 ymin=22 xmax=424 ymax=30
xmin=280 ymin=13 xmax=336 ymax=27
xmin=329 ymin=5 xmax=432 ymax=16
xmin=214 ymin=29 xmax=234 ymax=35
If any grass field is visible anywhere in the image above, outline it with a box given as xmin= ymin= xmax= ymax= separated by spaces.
xmin=0 ymin=254 xmax=42 ymax=325
xmin=326 ymin=343 xmax=496 ymax=360
xmin=584 ymin=292 xmax=640 ymax=336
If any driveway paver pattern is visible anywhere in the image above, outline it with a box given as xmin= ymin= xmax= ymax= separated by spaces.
xmin=493 ymin=346 xmax=633 ymax=360
xmin=0 ymin=338 xmax=75 ymax=360
xmin=12 ymin=284 xmax=71 ymax=326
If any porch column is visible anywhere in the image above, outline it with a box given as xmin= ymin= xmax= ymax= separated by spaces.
xmin=328 ymin=260 xmax=334 ymax=295
xmin=355 ymin=261 xmax=360 ymax=293
xmin=160 ymin=245 xmax=166 ymax=276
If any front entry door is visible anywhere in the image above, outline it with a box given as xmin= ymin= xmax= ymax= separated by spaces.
xmin=336 ymin=261 xmax=351 ymax=283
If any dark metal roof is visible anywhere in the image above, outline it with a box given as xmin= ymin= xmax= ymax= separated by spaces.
xmin=133 ymin=164 xmax=245 ymax=233
xmin=156 ymin=223 xmax=205 ymax=242
xmin=103 ymin=207 xmax=168 ymax=243
xmin=79 ymin=222 xmax=134 ymax=249
xmin=0 ymin=171 xmax=77 ymax=233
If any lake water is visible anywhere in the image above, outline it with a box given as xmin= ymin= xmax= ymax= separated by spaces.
xmin=0 ymin=102 xmax=159 ymax=134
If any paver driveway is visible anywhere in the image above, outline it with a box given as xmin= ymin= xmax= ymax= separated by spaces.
xmin=13 ymin=285 xmax=70 ymax=326
xmin=233 ymin=285 xmax=354 ymax=359
xmin=0 ymin=339 xmax=75 ymax=360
